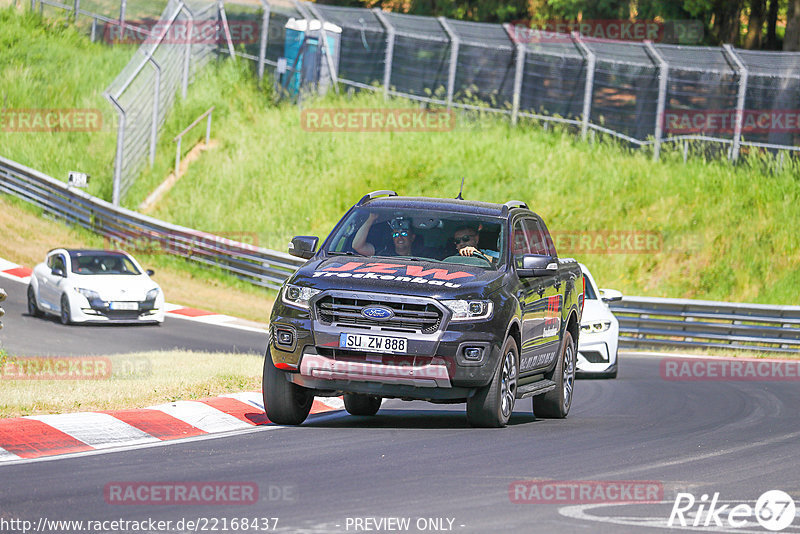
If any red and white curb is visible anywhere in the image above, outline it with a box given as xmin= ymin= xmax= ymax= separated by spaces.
xmin=0 ymin=257 xmax=266 ymax=333
xmin=0 ymin=394 xmax=345 ymax=463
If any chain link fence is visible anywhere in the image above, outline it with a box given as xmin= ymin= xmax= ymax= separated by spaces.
xmin=225 ymin=1 xmax=800 ymax=163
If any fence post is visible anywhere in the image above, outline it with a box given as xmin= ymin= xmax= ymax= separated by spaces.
xmin=644 ymin=40 xmax=668 ymax=161
xmin=73 ymin=0 xmax=79 ymax=22
xmin=571 ymin=31 xmax=595 ymax=140
xmin=147 ymin=56 xmax=161 ymax=167
xmin=119 ymin=0 xmax=126 ymax=30
xmin=180 ymin=2 xmax=194 ymax=99
xmin=90 ymin=16 xmax=97 ymax=42
xmin=307 ymin=4 xmax=340 ymax=94
xmin=105 ymin=93 xmax=126 ymax=206
xmin=503 ymin=23 xmax=526 ymax=126
xmin=257 ymin=1 xmax=271 ymax=82
xmin=373 ymin=9 xmax=394 ymax=100
xmin=723 ymin=44 xmax=748 ymax=162
xmin=218 ymin=0 xmax=236 ymax=61
xmin=438 ymin=17 xmax=459 ymax=109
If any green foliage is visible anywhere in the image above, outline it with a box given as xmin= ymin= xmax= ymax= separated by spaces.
xmin=0 ymin=7 xmax=135 ymax=200
xmin=129 ymin=68 xmax=800 ymax=305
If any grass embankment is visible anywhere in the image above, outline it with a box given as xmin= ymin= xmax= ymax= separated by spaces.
xmin=0 ymin=7 xmax=132 ymax=200
xmin=0 ymin=8 xmax=276 ymax=321
xmin=0 ymin=350 xmax=263 ymax=417
xmin=136 ymin=63 xmax=800 ymax=305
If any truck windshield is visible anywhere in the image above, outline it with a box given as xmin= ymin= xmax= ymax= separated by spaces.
xmin=323 ymin=207 xmax=505 ymax=269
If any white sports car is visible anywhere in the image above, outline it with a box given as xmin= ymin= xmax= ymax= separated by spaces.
xmin=577 ymin=264 xmax=622 ymax=378
xmin=27 ymin=248 xmax=165 ymax=325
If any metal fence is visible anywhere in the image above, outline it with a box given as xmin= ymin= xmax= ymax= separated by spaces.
xmin=33 ymin=0 xmax=240 ymax=205
xmin=0 ymin=155 xmax=303 ymax=289
xmin=610 ymin=296 xmax=800 ymax=354
xmin=218 ymin=1 xmax=800 ymax=163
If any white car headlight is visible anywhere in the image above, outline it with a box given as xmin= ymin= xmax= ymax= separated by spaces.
xmin=581 ymin=321 xmax=612 ymax=334
xmin=76 ymin=288 xmax=101 ymax=301
xmin=442 ymin=300 xmax=493 ymax=321
xmin=282 ymin=284 xmax=321 ymax=310
xmin=146 ymin=288 xmax=160 ymax=301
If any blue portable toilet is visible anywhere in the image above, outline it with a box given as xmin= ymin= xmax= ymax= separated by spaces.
xmin=282 ymin=18 xmax=341 ymax=96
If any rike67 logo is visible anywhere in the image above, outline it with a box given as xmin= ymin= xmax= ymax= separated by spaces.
xmin=669 ymin=490 xmax=796 ymax=531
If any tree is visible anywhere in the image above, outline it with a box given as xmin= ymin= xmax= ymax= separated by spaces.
xmin=786 ymin=0 xmax=800 ymax=50
xmin=745 ymin=0 xmax=766 ymax=48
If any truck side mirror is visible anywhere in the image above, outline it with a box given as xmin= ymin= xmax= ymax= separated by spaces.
xmin=517 ymin=254 xmax=557 ymax=278
xmin=289 ymin=236 xmax=319 ymax=259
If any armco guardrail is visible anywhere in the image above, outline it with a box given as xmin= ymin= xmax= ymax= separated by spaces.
xmin=610 ymin=296 xmax=800 ymax=354
xmin=0 ymin=155 xmax=303 ymax=290
xmin=2 ymin=153 xmax=798 ymax=352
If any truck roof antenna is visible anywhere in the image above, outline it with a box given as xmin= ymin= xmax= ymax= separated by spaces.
xmin=456 ymin=177 xmax=465 ymax=200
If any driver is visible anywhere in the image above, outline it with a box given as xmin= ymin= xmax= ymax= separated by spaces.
xmin=353 ymin=214 xmax=415 ymax=256
xmin=453 ymin=225 xmax=499 ymax=262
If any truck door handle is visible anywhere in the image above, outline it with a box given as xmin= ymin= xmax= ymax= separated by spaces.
xmin=554 ymin=280 xmax=562 ymax=291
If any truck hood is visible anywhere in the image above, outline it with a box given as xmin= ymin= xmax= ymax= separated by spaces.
xmin=290 ymin=256 xmax=507 ymax=299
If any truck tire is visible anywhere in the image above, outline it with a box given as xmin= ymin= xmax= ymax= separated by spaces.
xmin=466 ymin=337 xmax=518 ymax=428
xmin=343 ymin=394 xmax=382 ymax=416
xmin=533 ymin=331 xmax=575 ymax=418
xmin=262 ymin=349 xmax=313 ymax=425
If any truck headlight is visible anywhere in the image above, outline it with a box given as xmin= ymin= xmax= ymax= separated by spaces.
xmin=442 ymin=300 xmax=493 ymax=321
xmin=581 ymin=321 xmax=611 ymax=334
xmin=282 ymin=284 xmax=321 ymax=310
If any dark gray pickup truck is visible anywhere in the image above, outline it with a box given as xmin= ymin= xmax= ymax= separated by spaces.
xmin=263 ymin=192 xmax=584 ymax=427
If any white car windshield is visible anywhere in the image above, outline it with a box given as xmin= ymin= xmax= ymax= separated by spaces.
xmin=70 ymin=253 xmax=141 ymax=275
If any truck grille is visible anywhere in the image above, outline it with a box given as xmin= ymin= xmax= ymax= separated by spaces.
xmin=316 ymin=296 xmax=442 ymax=334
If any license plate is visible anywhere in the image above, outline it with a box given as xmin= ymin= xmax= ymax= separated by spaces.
xmin=339 ymin=333 xmax=407 ymax=354
xmin=110 ymin=301 xmax=138 ymax=311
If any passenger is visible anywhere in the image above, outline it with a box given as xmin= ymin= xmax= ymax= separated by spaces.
xmin=352 ymin=214 xmax=416 ymax=257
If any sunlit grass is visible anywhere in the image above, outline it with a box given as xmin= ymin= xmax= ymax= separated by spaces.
xmin=0 ymin=350 xmax=264 ymax=418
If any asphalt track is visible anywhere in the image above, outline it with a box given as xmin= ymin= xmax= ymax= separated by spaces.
xmin=0 ymin=277 xmax=267 ymax=356
xmin=1 ymin=279 xmax=799 ymax=533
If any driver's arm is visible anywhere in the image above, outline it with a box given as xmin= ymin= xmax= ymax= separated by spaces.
xmin=352 ymin=213 xmax=378 ymax=256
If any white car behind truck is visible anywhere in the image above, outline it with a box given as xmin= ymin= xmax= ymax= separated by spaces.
xmin=576 ymin=264 xmax=622 ymax=378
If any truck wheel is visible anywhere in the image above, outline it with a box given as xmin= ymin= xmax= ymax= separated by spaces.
xmin=262 ymin=349 xmax=313 ymax=425
xmin=466 ymin=337 xmax=518 ymax=428
xmin=343 ymin=394 xmax=382 ymax=416
xmin=533 ymin=331 xmax=575 ymax=418
xmin=27 ymin=286 xmax=42 ymax=317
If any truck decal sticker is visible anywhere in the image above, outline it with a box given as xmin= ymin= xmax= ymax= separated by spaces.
xmin=318 ymin=261 xmax=475 ymax=282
